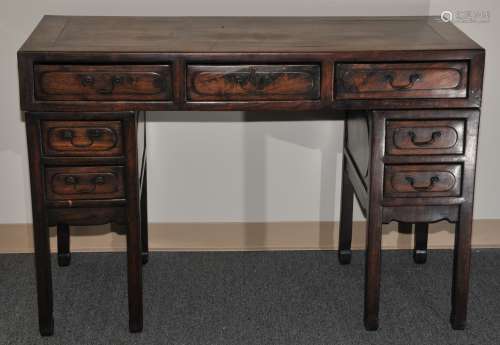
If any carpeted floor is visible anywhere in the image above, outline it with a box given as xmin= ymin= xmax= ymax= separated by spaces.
xmin=1 ymin=250 xmax=500 ymax=345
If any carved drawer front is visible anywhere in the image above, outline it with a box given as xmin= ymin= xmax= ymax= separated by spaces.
xmin=335 ymin=62 xmax=468 ymax=99
xmin=187 ymin=65 xmax=321 ymax=101
xmin=45 ymin=166 xmax=125 ymax=201
xmin=34 ymin=65 xmax=172 ymax=101
xmin=386 ymin=119 xmax=465 ymax=155
xmin=41 ymin=121 xmax=123 ymax=156
xmin=384 ymin=164 xmax=462 ymax=198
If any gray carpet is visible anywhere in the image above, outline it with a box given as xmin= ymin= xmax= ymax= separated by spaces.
xmin=1 ymin=250 xmax=500 ymax=345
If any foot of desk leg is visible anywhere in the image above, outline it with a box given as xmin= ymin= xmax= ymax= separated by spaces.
xmin=450 ymin=313 xmax=467 ymax=330
xmin=413 ymin=223 xmax=428 ymax=264
xmin=39 ymin=316 xmax=54 ymax=336
xmin=364 ymin=316 xmax=379 ymax=331
xmin=141 ymin=252 xmax=149 ymax=265
xmin=57 ymin=253 xmax=71 ymax=267
xmin=129 ymin=318 xmax=143 ymax=333
xmin=413 ymin=250 xmax=427 ymax=264
xmin=57 ymin=224 xmax=71 ymax=267
xmin=338 ymin=249 xmax=352 ymax=265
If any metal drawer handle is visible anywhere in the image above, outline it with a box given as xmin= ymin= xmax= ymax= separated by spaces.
xmin=61 ymin=129 xmax=74 ymax=140
xmin=62 ymin=175 xmax=106 ymax=193
xmin=80 ymin=75 xmax=95 ymax=86
xmin=64 ymin=175 xmax=78 ymax=185
xmin=385 ymin=73 xmax=420 ymax=90
xmin=97 ymin=75 xmax=124 ymax=94
xmin=93 ymin=176 xmax=106 ymax=185
xmin=60 ymin=129 xmax=103 ymax=148
xmin=405 ymin=175 xmax=440 ymax=191
xmin=80 ymin=74 xmax=125 ymax=94
xmin=224 ymin=68 xmax=280 ymax=91
xmin=408 ymin=130 xmax=442 ymax=146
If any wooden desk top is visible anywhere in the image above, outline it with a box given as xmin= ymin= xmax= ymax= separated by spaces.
xmin=20 ymin=16 xmax=482 ymax=53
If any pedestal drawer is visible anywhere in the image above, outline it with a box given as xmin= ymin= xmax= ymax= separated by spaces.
xmin=386 ymin=119 xmax=465 ymax=155
xmin=41 ymin=121 xmax=123 ymax=157
xmin=45 ymin=166 xmax=125 ymax=201
xmin=384 ymin=164 xmax=462 ymax=198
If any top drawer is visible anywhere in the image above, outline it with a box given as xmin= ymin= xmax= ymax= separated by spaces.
xmin=34 ymin=65 xmax=172 ymax=101
xmin=335 ymin=62 xmax=468 ymax=99
xmin=187 ymin=65 xmax=320 ymax=101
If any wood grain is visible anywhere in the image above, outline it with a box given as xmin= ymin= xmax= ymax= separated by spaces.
xmin=20 ymin=16 xmax=482 ymax=53
xmin=187 ymin=65 xmax=320 ymax=101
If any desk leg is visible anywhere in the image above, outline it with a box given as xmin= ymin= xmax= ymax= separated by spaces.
xmin=364 ymin=112 xmax=384 ymax=331
xmin=338 ymin=154 xmax=354 ymax=265
xmin=450 ymin=109 xmax=478 ymax=330
xmin=33 ymin=212 xmax=54 ymax=336
xmin=125 ymin=114 xmax=143 ymax=333
xmin=451 ymin=205 xmax=473 ymax=330
xmin=141 ymin=164 xmax=149 ymax=265
xmin=413 ymin=223 xmax=428 ymax=264
xmin=364 ymin=204 xmax=383 ymax=331
xmin=398 ymin=222 xmax=412 ymax=233
xmin=26 ymin=114 xmax=54 ymax=336
xmin=57 ymin=224 xmax=71 ymax=267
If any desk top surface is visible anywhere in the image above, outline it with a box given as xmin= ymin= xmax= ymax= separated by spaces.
xmin=20 ymin=16 xmax=481 ymax=53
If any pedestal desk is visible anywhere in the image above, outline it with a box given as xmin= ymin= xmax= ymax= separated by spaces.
xmin=17 ymin=16 xmax=485 ymax=335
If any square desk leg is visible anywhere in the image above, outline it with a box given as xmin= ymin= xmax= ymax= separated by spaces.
xmin=124 ymin=115 xmax=144 ymax=333
xmin=26 ymin=115 xmax=54 ymax=336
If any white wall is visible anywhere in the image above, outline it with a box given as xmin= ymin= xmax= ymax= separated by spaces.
xmin=0 ymin=0 xmax=498 ymax=224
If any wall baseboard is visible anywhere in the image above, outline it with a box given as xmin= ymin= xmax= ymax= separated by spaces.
xmin=0 ymin=220 xmax=499 ymax=253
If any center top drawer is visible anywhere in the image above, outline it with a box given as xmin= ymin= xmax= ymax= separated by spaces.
xmin=34 ymin=65 xmax=172 ymax=101
xmin=187 ymin=65 xmax=321 ymax=101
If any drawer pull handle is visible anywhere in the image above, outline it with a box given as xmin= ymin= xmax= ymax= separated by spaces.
xmin=61 ymin=129 xmax=74 ymax=140
xmin=98 ymin=75 xmax=125 ymax=95
xmin=385 ymin=73 xmax=420 ymax=90
xmin=224 ymin=68 xmax=279 ymax=91
xmin=64 ymin=176 xmax=78 ymax=185
xmin=86 ymin=128 xmax=103 ymax=139
xmin=80 ymin=75 xmax=95 ymax=86
xmin=62 ymin=175 xmax=106 ymax=193
xmin=80 ymin=75 xmax=126 ymax=94
xmin=93 ymin=176 xmax=106 ymax=185
xmin=408 ymin=130 xmax=442 ymax=146
xmin=405 ymin=175 xmax=440 ymax=191
xmin=60 ymin=129 xmax=103 ymax=148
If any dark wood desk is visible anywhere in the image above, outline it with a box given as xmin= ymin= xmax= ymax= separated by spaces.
xmin=18 ymin=16 xmax=484 ymax=336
